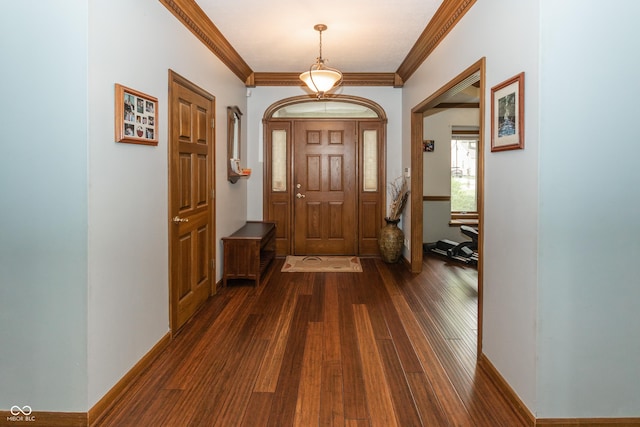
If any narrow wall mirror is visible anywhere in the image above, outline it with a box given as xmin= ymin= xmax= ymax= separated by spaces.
xmin=227 ymin=106 xmax=249 ymax=183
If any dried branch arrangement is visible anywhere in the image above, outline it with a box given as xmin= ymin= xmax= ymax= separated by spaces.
xmin=387 ymin=176 xmax=409 ymax=221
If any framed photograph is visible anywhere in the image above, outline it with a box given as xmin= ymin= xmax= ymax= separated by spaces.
xmin=115 ymin=83 xmax=158 ymax=146
xmin=423 ymin=140 xmax=435 ymax=152
xmin=491 ymin=72 xmax=524 ymax=152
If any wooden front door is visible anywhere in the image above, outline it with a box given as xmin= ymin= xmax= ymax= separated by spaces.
xmin=168 ymin=71 xmax=215 ymax=331
xmin=293 ymin=120 xmax=357 ymax=255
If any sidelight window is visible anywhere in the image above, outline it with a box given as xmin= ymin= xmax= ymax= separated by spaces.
xmin=363 ymin=130 xmax=378 ymax=192
xmin=272 ymin=129 xmax=287 ymax=192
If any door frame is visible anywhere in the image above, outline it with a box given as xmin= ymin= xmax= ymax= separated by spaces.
xmin=410 ymin=58 xmax=485 ymax=355
xmin=167 ymin=70 xmax=216 ymax=333
xmin=263 ymin=95 xmax=387 ymax=256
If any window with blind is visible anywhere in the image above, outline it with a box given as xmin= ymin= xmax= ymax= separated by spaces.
xmin=451 ymin=126 xmax=479 ymax=217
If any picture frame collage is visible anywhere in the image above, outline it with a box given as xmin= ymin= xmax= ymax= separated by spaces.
xmin=115 ymin=83 xmax=158 ymax=146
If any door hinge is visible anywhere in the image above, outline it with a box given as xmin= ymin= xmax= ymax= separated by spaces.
xmin=211 ymin=118 xmax=215 ymax=129
xmin=211 ymin=259 xmax=215 ymax=271
xmin=211 ymin=189 xmax=215 ymax=199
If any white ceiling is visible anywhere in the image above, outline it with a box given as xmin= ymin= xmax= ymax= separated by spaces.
xmin=198 ymin=0 xmax=444 ymax=73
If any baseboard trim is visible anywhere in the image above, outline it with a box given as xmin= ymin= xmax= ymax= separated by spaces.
xmin=536 ymin=418 xmax=640 ymax=426
xmin=214 ymin=277 xmax=223 ymax=294
xmin=1 ymin=333 xmax=171 ymax=427
xmin=478 ymin=353 xmax=536 ymax=427
xmin=401 ymin=254 xmax=411 ymax=270
xmin=88 ymin=332 xmax=172 ymax=426
xmin=479 ymin=353 xmax=640 ymax=427
xmin=0 ymin=411 xmax=86 ymax=426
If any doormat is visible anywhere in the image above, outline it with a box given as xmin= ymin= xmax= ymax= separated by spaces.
xmin=281 ymin=256 xmax=362 ymax=273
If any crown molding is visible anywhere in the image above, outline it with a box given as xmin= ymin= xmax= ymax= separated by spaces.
xmin=250 ymin=72 xmax=402 ymax=88
xmin=159 ymin=0 xmax=253 ymax=82
xmin=160 ymin=0 xmax=475 ymax=87
xmin=396 ymin=0 xmax=477 ymax=82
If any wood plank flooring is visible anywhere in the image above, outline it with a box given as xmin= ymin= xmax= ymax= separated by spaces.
xmin=94 ymin=256 xmax=529 ymax=427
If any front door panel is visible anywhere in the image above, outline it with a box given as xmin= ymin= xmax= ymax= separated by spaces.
xmin=293 ymin=121 xmax=357 ymax=255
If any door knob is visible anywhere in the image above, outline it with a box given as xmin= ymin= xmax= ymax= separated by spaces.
xmin=296 ymin=193 xmax=306 ymax=199
xmin=172 ymin=216 xmax=189 ymax=223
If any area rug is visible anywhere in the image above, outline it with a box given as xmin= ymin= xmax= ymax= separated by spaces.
xmin=281 ymin=256 xmax=362 ymax=273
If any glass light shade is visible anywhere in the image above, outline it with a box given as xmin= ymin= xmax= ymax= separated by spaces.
xmin=300 ymin=68 xmax=341 ymax=93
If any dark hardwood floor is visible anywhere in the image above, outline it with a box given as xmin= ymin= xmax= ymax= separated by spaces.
xmin=95 ymin=256 xmax=528 ymax=427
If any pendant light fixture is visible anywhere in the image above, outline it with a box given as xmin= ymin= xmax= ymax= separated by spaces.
xmin=299 ymin=24 xmax=342 ymax=98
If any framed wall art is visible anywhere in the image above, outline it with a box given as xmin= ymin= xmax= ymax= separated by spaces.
xmin=491 ymin=72 xmax=524 ymax=152
xmin=423 ymin=140 xmax=435 ymax=152
xmin=115 ymin=83 xmax=158 ymax=146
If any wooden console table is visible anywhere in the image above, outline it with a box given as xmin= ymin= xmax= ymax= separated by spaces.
xmin=222 ymin=221 xmax=276 ymax=287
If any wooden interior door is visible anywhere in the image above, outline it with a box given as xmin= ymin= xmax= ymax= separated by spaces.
xmin=293 ymin=120 xmax=357 ymax=255
xmin=168 ymin=71 xmax=215 ymax=331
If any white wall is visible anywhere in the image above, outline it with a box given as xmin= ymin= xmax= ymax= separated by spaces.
xmin=423 ymin=109 xmax=479 ymax=243
xmin=245 ymin=86 xmax=404 ymax=222
xmin=87 ymin=0 xmax=247 ymax=409
xmin=0 ymin=0 xmax=249 ymax=413
xmin=408 ymin=0 xmax=640 ymax=419
xmin=536 ymin=0 xmax=640 ymax=418
xmin=6 ymin=0 xmax=638 ymax=419
xmin=0 ymin=1 xmax=89 ymax=412
xmin=403 ymin=0 xmax=540 ymax=413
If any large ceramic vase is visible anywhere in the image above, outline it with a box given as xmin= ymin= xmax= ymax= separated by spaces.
xmin=378 ymin=217 xmax=404 ymax=263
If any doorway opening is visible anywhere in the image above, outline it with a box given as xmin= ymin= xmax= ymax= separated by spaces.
xmin=263 ymin=95 xmax=387 ymax=256
xmin=410 ymin=58 xmax=485 ymax=355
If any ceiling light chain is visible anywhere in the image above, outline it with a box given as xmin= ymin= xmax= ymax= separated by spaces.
xmin=317 ymin=24 xmax=324 ymax=62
